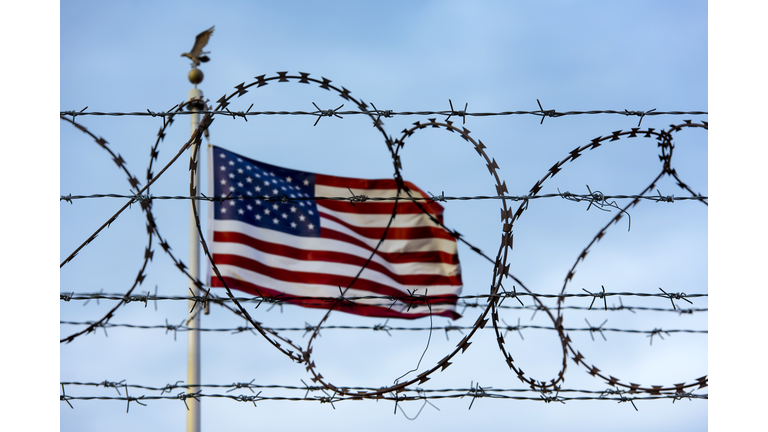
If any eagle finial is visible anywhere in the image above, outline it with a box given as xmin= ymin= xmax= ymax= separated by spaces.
xmin=181 ymin=26 xmax=214 ymax=68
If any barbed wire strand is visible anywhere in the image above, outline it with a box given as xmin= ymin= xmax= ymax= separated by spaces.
xmin=60 ymin=320 xmax=708 ymax=337
xmin=60 ymin=191 xmax=703 ymax=204
xmin=60 ymin=107 xmax=707 ymax=124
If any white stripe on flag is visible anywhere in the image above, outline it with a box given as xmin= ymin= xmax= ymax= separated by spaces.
xmin=212 ymin=229 xmax=460 ymax=280
xmin=213 ymin=264 xmax=457 ymax=316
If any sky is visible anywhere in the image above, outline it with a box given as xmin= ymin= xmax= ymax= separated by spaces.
xmin=6 ymin=0 xmax=765 ymax=430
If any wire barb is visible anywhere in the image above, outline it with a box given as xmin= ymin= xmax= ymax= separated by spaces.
xmin=311 ymin=102 xmax=344 ymax=126
xmin=583 ymin=285 xmax=608 ymax=311
xmin=160 ymin=381 xmax=184 ymax=395
xmin=188 ymin=286 xmax=211 ymax=314
xmin=235 ymin=391 xmax=263 ymax=407
xmin=497 ymin=284 xmax=525 ymax=307
xmin=464 ymin=381 xmax=488 ymax=410
xmin=647 ymin=328 xmax=671 ymax=345
xmin=373 ymin=319 xmax=392 ymax=337
xmin=624 ymin=108 xmax=656 ymax=127
xmin=346 ymin=187 xmax=369 ymax=206
xmin=369 ymin=102 xmax=392 ymax=127
xmin=658 ymin=287 xmax=692 ymax=310
xmin=227 ymin=379 xmax=257 ymax=393
xmin=124 ymin=384 xmax=147 ymax=413
xmin=446 ymin=99 xmax=469 ymax=124
xmin=536 ymin=99 xmax=558 ymax=124
xmin=61 ymin=384 xmax=74 ymax=409
xmin=177 ymin=390 xmax=202 ymax=410
xmin=540 ymin=390 xmax=565 ymax=404
xmin=584 ymin=318 xmax=608 ymax=342
xmin=501 ymin=318 xmax=524 ymax=340
xmin=655 ymin=189 xmax=675 ymax=203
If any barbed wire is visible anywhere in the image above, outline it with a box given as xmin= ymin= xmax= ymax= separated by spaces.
xmin=59 ymin=380 xmax=707 ymax=398
xmin=61 ymin=290 xmax=708 ymax=319
xmin=59 ymin=380 xmax=706 ymax=414
xmin=60 ymin=290 xmax=707 ymax=308
xmin=458 ymin=301 xmax=707 ymax=315
xmin=60 ymin=105 xmax=707 ymax=129
xmin=60 ymin=190 xmax=704 ymax=205
xmin=59 ymin=100 xmax=215 ymax=344
xmin=61 ymin=70 xmax=707 ymax=405
xmin=59 ymin=320 xmax=708 ymax=337
xmin=60 ymin=385 xmax=705 ymax=408
xmin=60 ymin=391 xmax=707 ymax=409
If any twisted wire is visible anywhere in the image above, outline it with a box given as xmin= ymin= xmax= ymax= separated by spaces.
xmin=61 ymin=70 xmax=708 ymax=406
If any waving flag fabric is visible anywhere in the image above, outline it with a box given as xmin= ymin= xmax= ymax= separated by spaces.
xmin=207 ymin=145 xmax=462 ymax=319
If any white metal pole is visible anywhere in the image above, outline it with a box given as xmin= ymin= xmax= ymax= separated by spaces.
xmin=187 ymin=87 xmax=203 ymax=432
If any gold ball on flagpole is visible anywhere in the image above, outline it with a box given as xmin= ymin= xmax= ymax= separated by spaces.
xmin=188 ymin=68 xmax=204 ymax=85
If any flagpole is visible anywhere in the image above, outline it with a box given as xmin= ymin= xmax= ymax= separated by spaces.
xmin=187 ymin=67 xmax=204 ymax=432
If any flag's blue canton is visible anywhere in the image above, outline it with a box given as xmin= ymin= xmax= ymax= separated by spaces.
xmin=212 ymin=147 xmax=321 ymax=237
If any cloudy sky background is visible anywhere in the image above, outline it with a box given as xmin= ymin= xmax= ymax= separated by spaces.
xmin=7 ymin=1 xmax=764 ymax=430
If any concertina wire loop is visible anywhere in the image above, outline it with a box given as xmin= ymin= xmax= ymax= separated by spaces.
xmin=60 ymin=71 xmax=707 ymax=404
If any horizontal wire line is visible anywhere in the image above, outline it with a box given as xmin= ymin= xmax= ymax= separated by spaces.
xmin=58 ymin=380 xmax=705 ymax=396
xmin=61 ymin=290 xmax=707 ymax=315
xmin=60 ymin=192 xmax=703 ymax=203
xmin=59 ymin=292 xmax=708 ymax=302
xmin=62 ymin=295 xmax=707 ymax=314
xmin=60 ymin=109 xmax=708 ymax=119
xmin=59 ymin=392 xmax=707 ymax=405
xmin=59 ymin=320 xmax=708 ymax=335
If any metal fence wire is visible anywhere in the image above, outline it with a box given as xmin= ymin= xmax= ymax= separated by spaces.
xmin=60 ymin=71 xmax=707 ymax=414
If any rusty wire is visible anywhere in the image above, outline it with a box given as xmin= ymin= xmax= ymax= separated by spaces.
xmin=61 ymin=70 xmax=707 ymax=407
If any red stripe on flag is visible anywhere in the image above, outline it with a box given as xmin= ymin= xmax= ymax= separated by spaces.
xmin=209 ymin=275 xmax=461 ymax=320
xmin=213 ymin=253 xmax=458 ymax=296
xmin=316 ymin=175 xmax=402 ymax=190
xmin=318 ymin=210 xmax=456 ymax=241
xmin=319 ymin=228 xmax=460 ymax=264
xmin=317 ymin=200 xmax=435 ymax=215
xmin=214 ymin=230 xmax=460 ymax=266
xmin=316 ymin=174 xmax=446 ymax=218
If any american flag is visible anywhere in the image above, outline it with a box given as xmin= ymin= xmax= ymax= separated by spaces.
xmin=207 ymin=145 xmax=462 ymax=319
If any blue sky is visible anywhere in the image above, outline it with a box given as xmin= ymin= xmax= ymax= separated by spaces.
xmin=59 ymin=1 xmax=708 ymax=431
xmin=7 ymin=1 xmax=764 ymax=430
